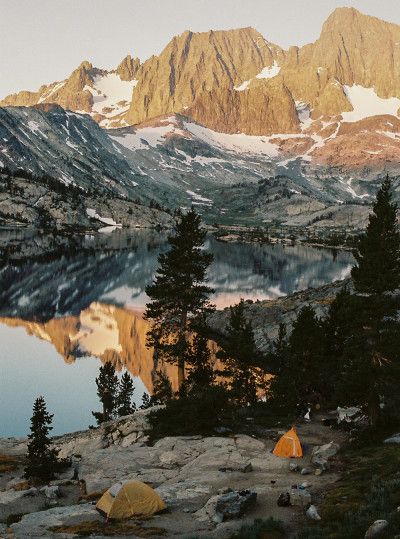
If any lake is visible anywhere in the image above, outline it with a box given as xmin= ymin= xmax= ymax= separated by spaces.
xmin=0 ymin=230 xmax=353 ymax=437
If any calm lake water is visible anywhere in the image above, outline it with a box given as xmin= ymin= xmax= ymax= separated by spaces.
xmin=0 ymin=230 xmax=353 ymax=437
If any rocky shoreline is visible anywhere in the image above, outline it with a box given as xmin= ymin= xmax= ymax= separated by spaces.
xmin=0 ymin=408 xmax=346 ymax=538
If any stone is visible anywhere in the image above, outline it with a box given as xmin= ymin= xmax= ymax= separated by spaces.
xmin=289 ymin=462 xmax=299 ymax=472
xmin=315 ymin=468 xmax=323 ymax=476
xmin=383 ymin=433 xmax=400 ymax=444
xmin=40 ymin=485 xmax=60 ymax=499
xmin=312 ymin=442 xmax=339 ymax=461
xmin=311 ymin=442 xmax=339 ymax=471
xmin=215 ymin=490 xmax=257 ymax=521
xmin=159 ymin=451 xmax=180 ymax=468
xmin=300 ymin=481 xmax=310 ymax=489
xmin=312 ymin=455 xmax=330 ymax=471
xmin=301 ymin=468 xmax=310 ymax=475
xmin=306 ymin=504 xmax=321 ymax=521
xmin=364 ymin=520 xmax=389 ymax=538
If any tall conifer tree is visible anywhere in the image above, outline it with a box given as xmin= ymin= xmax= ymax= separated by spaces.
xmin=145 ymin=208 xmax=214 ymax=387
xmin=92 ymin=362 xmax=119 ymax=424
xmin=352 ymin=175 xmax=400 ymax=293
xmin=217 ymin=299 xmax=261 ymax=406
xmin=117 ymin=372 xmax=136 ymax=417
xmin=25 ymin=397 xmax=63 ymax=481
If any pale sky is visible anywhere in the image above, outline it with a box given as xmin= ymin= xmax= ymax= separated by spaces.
xmin=1 ymin=0 xmax=400 ymax=98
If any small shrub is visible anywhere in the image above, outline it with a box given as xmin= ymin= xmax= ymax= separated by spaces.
xmin=50 ymin=520 xmax=166 ymax=537
xmin=148 ymin=386 xmax=229 ymax=439
xmin=232 ymin=517 xmax=286 ymax=539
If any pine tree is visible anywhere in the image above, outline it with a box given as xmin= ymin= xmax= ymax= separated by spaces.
xmin=151 ymin=371 xmax=173 ymax=404
xmin=185 ymin=332 xmax=215 ymax=395
xmin=117 ymin=372 xmax=136 ymax=417
xmin=352 ymin=175 xmax=400 ymax=293
xmin=92 ymin=362 xmax=119 ymax=424
xmin=269 ymin=306 xmax=324 ymax=411
xmin=324 ymin=289 xmax=400 ymax=426
xmin=217 ymin=299 xmax=261 ymax=406
xmin=25 ymin=396 xmax=64 ymax=481
xmin=145 ymin=208 xmax=214 ymax=387
xmin=326 ymin=177 xmax=400 ymax=425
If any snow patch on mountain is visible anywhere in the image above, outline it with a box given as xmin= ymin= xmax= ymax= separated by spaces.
xmin=342 ymin=85 xmax=400 ymax=122
xmin=83 ymin=74 xmax=137 ymax=124
xmin=110 ymin=121 xmax=185 ymax=150
xmin=234 ymin=80 xmax=251 ymax=91
xmin=183 ymin=120 xmax=280 ymax=156
xmin=256 ymin=61 xmax=281 ymax=79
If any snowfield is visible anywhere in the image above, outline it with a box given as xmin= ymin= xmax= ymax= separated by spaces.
xmin=110 ymin=121 xmax=186 ymax=150
xmin=83 ymin=73 xmax=137 ymax=124
xmin=256 ymin=61 xmax=281 ymax=79
xmin=183 ymin=120 xmax=280 ymax=156
xmin=342 ymin=85 xmax=400 ymax=122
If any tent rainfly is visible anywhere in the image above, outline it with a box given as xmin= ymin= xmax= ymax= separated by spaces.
xmin=273 ymin=426 xmax=303 ymax=458
xmin=96 ymin=480 xmax=166 ymax=520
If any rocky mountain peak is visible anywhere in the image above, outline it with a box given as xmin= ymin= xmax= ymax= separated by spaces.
xmin=2 ymin=8 xmax=400 ymax=141
xmin=116 ymin=55 xmax=141 ymax=81
xmin=77 ymin=60 xmax=94 ymax=72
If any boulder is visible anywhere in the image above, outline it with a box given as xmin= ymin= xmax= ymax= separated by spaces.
xmin=311 ymin=442 xmax=339 ymax=470
xmin=364 ymin=520 xmax=389 ymax=538
xmin=311 ymin=455 xmax=330 ymax=471
xmin=312 ymin=442 xmax=340 ymax=460
xmin=215 ymin=490 xmax=257 ymax=521
xmin=40 ymin=485 xmax=60 ymax=499
xmin=383 ymin=433 xmax=400 ymax=444
xmin=306 ymin=504 xmax=321 ymax=521
xmin=156 ymin=480 xmax=212 ymax=510
xmin=289 ymin=462 xmax=299 ymax=472
xmin=301 ymin=468 xmax=311 ymax=475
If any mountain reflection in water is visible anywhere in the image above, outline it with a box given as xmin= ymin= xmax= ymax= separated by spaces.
xmin=0 ymin=230 xmax=353 ymax=436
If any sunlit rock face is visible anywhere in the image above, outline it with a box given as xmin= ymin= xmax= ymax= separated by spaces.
xmin=4 ymin=7 xmax=400 ymax=153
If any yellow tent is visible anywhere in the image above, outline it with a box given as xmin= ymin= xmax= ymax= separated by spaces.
xmin=96 ymin=480 xmax=166 ymax=520
xmin=273 ymin=426 xmax=303 ymax=458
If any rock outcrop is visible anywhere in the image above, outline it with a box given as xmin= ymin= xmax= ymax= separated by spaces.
xmin=116 ymin=54 xmax=141 ymax=81
xmin=0 ymin=411 xmax=346 ymax=537
xmin=4 ymin=8 xmax=400 ymax=140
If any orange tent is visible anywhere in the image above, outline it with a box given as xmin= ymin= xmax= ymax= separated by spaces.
xmin=273 ymin=426 xmax=303 ymax=458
